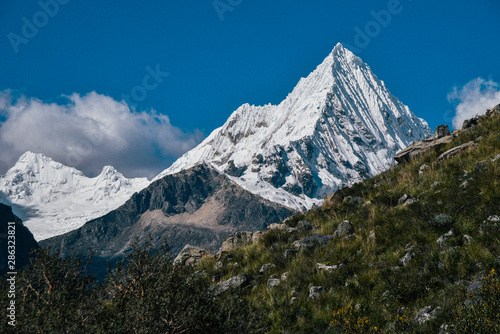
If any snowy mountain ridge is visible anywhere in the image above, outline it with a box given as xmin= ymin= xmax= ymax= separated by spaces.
xmin=0 ymin=151 xmax=150 ymax=240
xmin=154 ymin=43 xmax=432 ymax=210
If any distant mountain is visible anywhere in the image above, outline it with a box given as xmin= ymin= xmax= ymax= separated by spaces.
xmin=0 ymin=203 xmax=39 ymax=275
xmin=40 ymin=164 xmax=294 ymax=274
xmin=155 ymin=43 xmax=432 ymax=211
xmin=0 ymin=152 xmax=150 ymax=241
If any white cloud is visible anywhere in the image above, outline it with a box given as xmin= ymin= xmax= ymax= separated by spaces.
xmin=0 ymin=91 xmax=203 ymax=179
xmin=448 ymin=78 xmax=500 ymax=129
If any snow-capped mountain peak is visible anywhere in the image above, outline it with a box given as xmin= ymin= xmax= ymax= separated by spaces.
xmin=154 ymin=43 xmax=432 ymax=210
xmin=0 ymin=152 xmax=150 ymax=240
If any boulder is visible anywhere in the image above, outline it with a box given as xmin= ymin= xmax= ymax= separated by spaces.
xmin=462 ymin=116 xmax=480 ymax=130
xmin=211 ymin=273 xmax=253 ymax=296
xmin=437 ymin=141 xmax=477 ymax=162
xmin=486 ymin=104 xmax=500 ymax=118
xmin=435 ymin=125 xmax=450 ymax=138
xmin=394 ymin=135 xmax=454 ymax=164
xmin=173 ymin=245 xmax=207 ymax=266
xmin=336 ymin=220 xmax=354 ymax=237
xmin=309 ymin=286 xmax=324 ymax=298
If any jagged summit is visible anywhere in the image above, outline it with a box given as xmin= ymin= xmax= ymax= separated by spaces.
xmin=154 ymin=43 xmax=432 ymax=210
xmin=0 ymin=151 xmax=150 ymax=240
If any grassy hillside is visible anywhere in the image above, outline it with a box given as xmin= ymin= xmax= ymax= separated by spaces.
xmin=196 ymin=109 xmax=500 ymax=333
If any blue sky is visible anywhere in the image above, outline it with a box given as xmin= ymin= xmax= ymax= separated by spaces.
xmin=0 ymin=0 xmax=499 ymax=178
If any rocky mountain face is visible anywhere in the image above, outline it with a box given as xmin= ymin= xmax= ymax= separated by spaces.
xmin=40 ymin=164 xmax=294 ymax=274
xmin=0 ymin=203 xmax=39 ymax=275
xmin=0 ymin=152 xmax=150 ymax=241
xmin=154 ymin=43 xmax=432 ymax=211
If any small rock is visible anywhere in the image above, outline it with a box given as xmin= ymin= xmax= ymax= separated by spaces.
xmin=281 ymin=272 xmax=289 ymax=281
xmin=316 ymin=263 xmax=337 ymax=273
xmin=463 ymin=234 xmax=472 ymax=245
xmin=309 ymin=286 xmax=324 ymax=299
xmin=285 ymin=227 xmax=298 ymax=234
xmin=343 ymin=196 xmax=364 ymax=207
xmin=293 ymin=234 xmax=334 ymax=253
xmin=439 ymin=323 xmax=452 ymax=334
xmin=419 ymin=164 xmax=430 ymax=176
xmin=211 ymin=273 xmax=253 ymax=296
xmin=398 ymin=193 xmax=411 ymax=205
xmin=478 ymin=215 xmax=500 ymax=235
xmin=336 ymin=220 xmax=354 ymax=237
xmin=400 ymin=252 xmax=415 ymax=267
xmin=290 ymin=297 xmax=297 ymax=305
xmin=414 ymin=306 xmax=442 ymax=325
xmin=284 ymin=248 xmax=298 ymax=258
xmin=259 ymin=263 xmax=277 ymax=274
xmin=436 ymin=230 xmax=454 ymax=247
xmin=214 ymin=261 xmax=223 ymax=270
xmin=430 ymin=181 xmax=441 ymax=188
xmin=267 ymin=278 xmax=280 ymax=289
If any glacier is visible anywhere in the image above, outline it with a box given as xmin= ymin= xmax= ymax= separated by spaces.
xmin=154 ymin=43 xmax=432 ymax=210
xmin=0 ymin=151 xmax=150 ymax=241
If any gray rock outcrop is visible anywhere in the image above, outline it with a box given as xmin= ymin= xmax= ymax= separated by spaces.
xmin=435 ymin=125 xmax=450 ymax=138
xmin=173 ymin=244 xmax=207 ymax=266
xmin=219 ymin=231 xmax=263 ymax=254
xmin=437 ymin=141 xmax=477 ymax=162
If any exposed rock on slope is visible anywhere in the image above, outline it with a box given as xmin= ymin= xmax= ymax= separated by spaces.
xmin=40 ymin=164 xmax=294 ymax=270
xmin=154 ymin=43 xmax=432 ymax=211
xmin=0 ymin=204 xmax=39 ymax=275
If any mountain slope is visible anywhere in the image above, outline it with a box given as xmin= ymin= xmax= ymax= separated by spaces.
xmin=40 ymin=164 xmax=294 ymax=272
xmin=154 ymin=43 xmax=432 ymax=211
xmin=0 ymin=203 xmax=39 ymax=275
xmin=0 ymin=152 xmax=150 ymax=241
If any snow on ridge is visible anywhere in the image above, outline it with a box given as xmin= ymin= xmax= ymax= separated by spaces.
xmin=154 ymin=43 xmax=432 ymax=211
xmin=0 ymin=151 xmax=150 ymax=241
